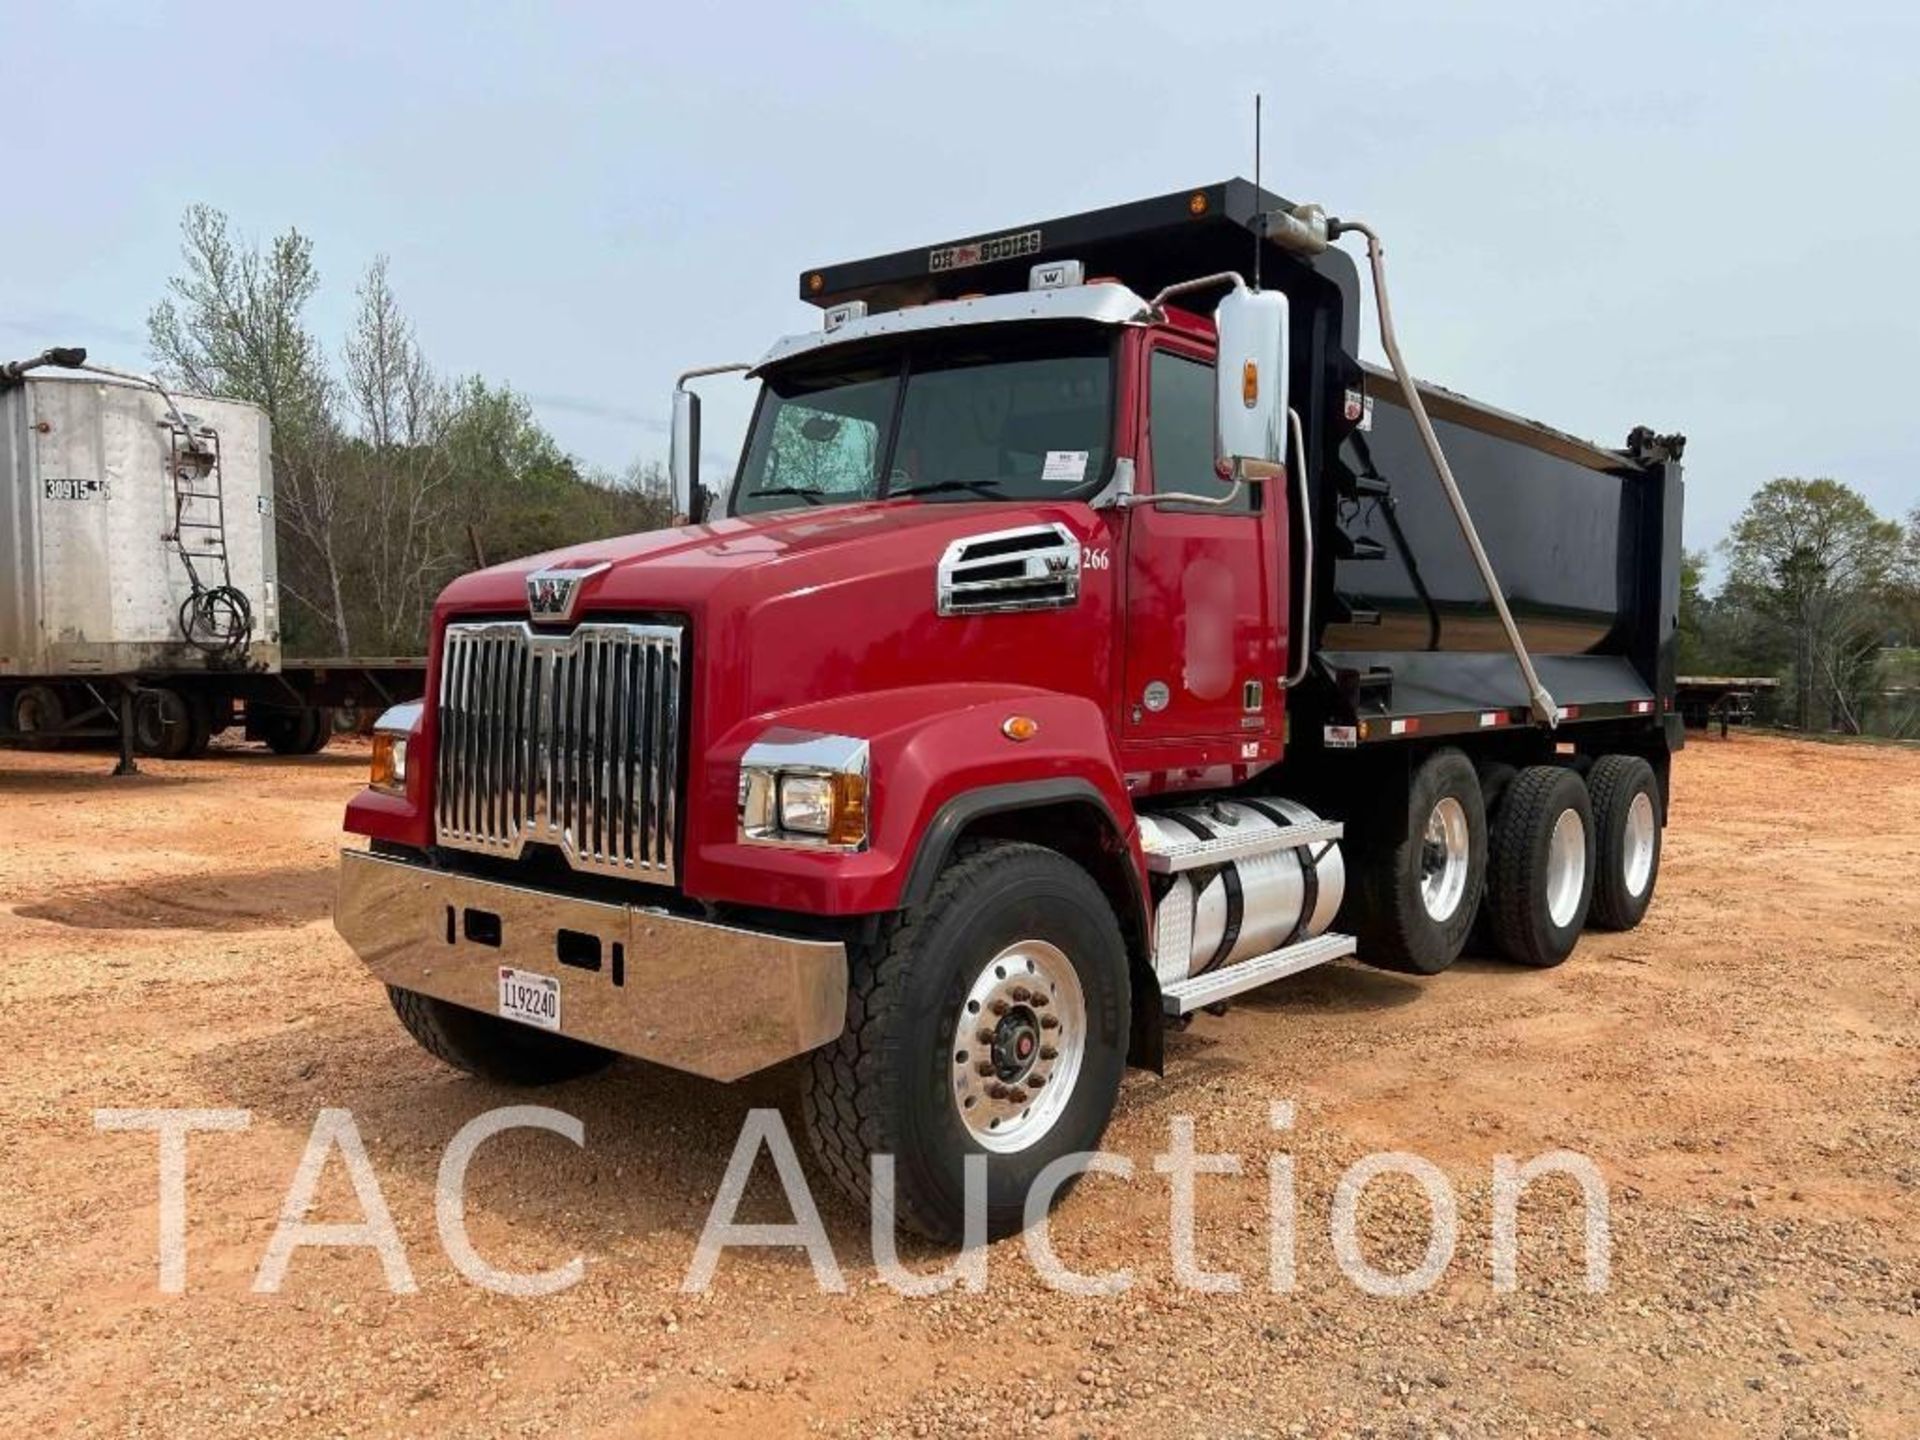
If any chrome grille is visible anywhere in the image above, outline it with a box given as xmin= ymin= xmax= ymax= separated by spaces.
xmin=435 ymin=620 xmax=683 ymax=882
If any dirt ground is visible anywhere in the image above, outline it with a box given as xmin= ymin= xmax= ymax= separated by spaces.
xmin=1 ymin=732 xmax=1916 ymax=1439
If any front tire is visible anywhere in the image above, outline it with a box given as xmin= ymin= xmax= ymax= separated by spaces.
xmin=1348 ymin=748 xmax=1487 ymax=975
xmin=1486 ymin=766 xmax=1594 ymax=968
xmin=802 ymin=840 xmax=1130 ymax=1244
xmin=386 ymin=986 xmax=615 ymax=1085
xmin=1587 ymin=755 xmax=1662 ymax=931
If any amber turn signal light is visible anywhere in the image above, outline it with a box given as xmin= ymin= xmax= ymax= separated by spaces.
xmin=369 ymin=732 xmax=407 ymax=795
xmin=827 ymin=772 xmax=868 ymax=846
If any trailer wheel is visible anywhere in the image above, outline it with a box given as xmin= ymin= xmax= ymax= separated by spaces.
xmin=1486 ymin=766 xmax=1594 ymax=967
xmin=260 ymin=707 xmax=326 ymax=755
xmin=133 ymin=688 xmax=195 ymax=759
xmin=299 ymin=710 xmax=334 ymax=754
xmin=802 ymin=840 xmax=1130 ymax=1244
xmin=1348 ymin=748 xmax=1487 ymax=975
xmin=179 ymin=692 xmax=214 ymax=759
xmin=10 ymin=685 xmax=67 ymax=749
xmin=385 ymin=986 xmax=615 ymax=1085
xmin=1587 ymin=755 xmax=1662 ymax=931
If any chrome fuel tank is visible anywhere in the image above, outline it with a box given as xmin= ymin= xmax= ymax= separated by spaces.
xmin=1139 ymin=798 xmax=1346 ymax=985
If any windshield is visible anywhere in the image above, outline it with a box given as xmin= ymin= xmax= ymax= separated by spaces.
xmin=730 ymin=324 xmax=1115 ymax=516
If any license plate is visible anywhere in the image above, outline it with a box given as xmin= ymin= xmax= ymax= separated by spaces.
xmin=497 ymin=967 xmax=560 ymax=1031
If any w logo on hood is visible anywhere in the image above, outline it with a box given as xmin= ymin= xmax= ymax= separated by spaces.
xmin=526 ymin=561 xmax=611 ymax=623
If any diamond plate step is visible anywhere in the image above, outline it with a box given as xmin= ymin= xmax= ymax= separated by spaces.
xmin=1160 ymin=932 xmax=1357 ymax=1014
xmin=1141 ymin=818 xmax=1343 ymax=874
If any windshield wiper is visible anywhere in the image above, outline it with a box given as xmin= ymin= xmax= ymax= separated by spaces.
xmin=745 ymin=485 xmax=829 ymax=506
xmin=889 ymin=478 xmax=1003 ymax=500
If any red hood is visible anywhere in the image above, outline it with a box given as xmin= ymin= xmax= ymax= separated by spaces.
xmin=438 ymin=501 xmax=1009 ymax=616
xmin=430 ymin=499 xmax=1119 ymax=727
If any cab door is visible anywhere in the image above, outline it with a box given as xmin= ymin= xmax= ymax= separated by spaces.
xmin=1120 ymin=340 xmax=1285 ymax=754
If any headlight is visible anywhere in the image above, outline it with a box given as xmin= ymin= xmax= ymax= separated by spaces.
xmin=778 ymin=774 xmax=835 ymax=834
xmin=739 ymin=729 xmax=869 ymax=849
xmin=369 ymin=700 xmax=422 ymax=797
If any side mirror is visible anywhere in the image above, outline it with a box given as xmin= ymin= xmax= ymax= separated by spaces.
xmin=670 ymin=388 xmax=702 ymax=524
xmin=1214 ymin=286 xmax=1291 ymax=482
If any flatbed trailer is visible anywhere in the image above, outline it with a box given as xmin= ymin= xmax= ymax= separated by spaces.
xmin=1675 ymin=675 xmax=1780 ymax=735
xmin=1 ymin=659 xmax=427 ymax=770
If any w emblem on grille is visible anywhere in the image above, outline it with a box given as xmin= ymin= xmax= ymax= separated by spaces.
xmin=526 ymin=561 xmax=611 ymax=622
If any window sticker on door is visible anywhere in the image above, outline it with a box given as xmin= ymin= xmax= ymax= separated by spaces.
xmin=1041 ymin=450 xmax=1088 ymax=483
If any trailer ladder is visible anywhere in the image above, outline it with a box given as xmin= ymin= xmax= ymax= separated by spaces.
xmin=161 ymin=419 xmax=252 ymax=658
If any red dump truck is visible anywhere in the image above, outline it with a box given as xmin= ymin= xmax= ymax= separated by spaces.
xmin=334 ymin=180 xmax=1684 ymax=1241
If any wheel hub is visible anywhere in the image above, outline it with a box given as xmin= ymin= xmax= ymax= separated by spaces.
xmin=1419 ymin=796 xmax=1472 ymax=922
xmin=1622 ymin=790 xmax=1656 ymax=897
xmin=950 ymin=939 xmax=1086 ymax=1154
xmin=990 ymin=1008 xmax=1042 ymax=1082
xmin=1546 ymin=807 xmax=1587 ymax=928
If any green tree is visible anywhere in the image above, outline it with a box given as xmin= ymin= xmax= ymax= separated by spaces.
xmin=1721 ymin=478 xmax=1903 ymax=733
xmin=149 ymin=206 xmax=674 ymax=656
xmin=1676 ymin=548 xmax=1710 ymax=673
xmin=147 ymin=206 xmax=349 ymax=652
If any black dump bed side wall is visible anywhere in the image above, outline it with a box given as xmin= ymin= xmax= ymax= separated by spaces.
xmin=1309 ymin=369 xmax=1683 ymax=731
xmin=797 ymin=178 xmax=1683 ymax=737
xmin=1326 ymin=374 xmax=1674 ymax=668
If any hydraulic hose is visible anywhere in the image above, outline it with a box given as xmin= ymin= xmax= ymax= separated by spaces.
xmin=1331 ymin=219 xmax=1558 ymax=725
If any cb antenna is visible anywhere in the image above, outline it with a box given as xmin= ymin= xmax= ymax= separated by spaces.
xmin=1252 ymin=92 xmax=1263 ymax=291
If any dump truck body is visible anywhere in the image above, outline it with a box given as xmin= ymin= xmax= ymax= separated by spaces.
xmin=337 ymin=180 xmax=1683 ymax=1241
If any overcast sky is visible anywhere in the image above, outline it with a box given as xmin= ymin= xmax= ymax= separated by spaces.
xmin=6 ymin=2 xmax=1915 ymax=561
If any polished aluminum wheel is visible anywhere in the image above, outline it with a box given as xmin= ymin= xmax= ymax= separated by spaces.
xmin=950 ymin=938 xmax=1086 ymax=1154
xmin=1621 ymin=790 xmax=1656 ymax=898
xmin=1419 ymin=796 xmax=1472 ymax=922
xmin=1545 ymin=807 xmax=1588 ymax=928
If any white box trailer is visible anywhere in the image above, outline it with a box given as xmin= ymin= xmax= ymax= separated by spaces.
xmin=1 ymin=349 xmax=424 ymax=771
xmin=0 ymin=370 xmax=280 ymax=676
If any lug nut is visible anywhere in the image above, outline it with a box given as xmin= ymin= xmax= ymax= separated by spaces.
xmin=976 ymin=1028 xmax=996 ymax=1045
xmin=1029 ymin=993 xmax=1048 ymax=1008
xmin=1026 ymin=1074 xmax=1046 ymax=1089
xmin=1040 ymin=1014 xmax=1061 ymax=1030
xmin=989 ymin=999 xmax=1010 ymax=1016
xmin=975 ymin=1061 xmax=995 ymax=1077
xmin=987 ymin=1083 xmax=1010 ymax=1100
xmin=1010 ymin=986 xmax=1031 ymax=1002
xmin=1039 ymin=1046 xmax=1058 ymax=1061
xmin=1007 ymin=1088 xmax=1029 ymax=1105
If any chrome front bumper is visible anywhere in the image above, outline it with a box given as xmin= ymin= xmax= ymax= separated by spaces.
xmin=333 ymin=849 xmax=847 ymax=1082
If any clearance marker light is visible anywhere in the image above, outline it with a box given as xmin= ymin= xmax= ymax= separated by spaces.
xmin=1188 ymin=191 xmax=1209 ymax=216
xmin=1002 ymin=715 xmax=1039 ymax=742
xmin=1242 ymin=360 xmax=1259 ymax=407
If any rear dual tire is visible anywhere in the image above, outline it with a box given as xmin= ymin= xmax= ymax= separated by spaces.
xmin=1349 ymin=748 xmax=1487 ymax=976
xmin=1587 ymin=755 xmax=1662 ymax=931
xmin=1485 ymin=766 xmax=1595 ymax=968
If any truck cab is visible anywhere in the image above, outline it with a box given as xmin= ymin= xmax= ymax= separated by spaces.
xmin=335 ymin=181 xmax=1683 ymax=1242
